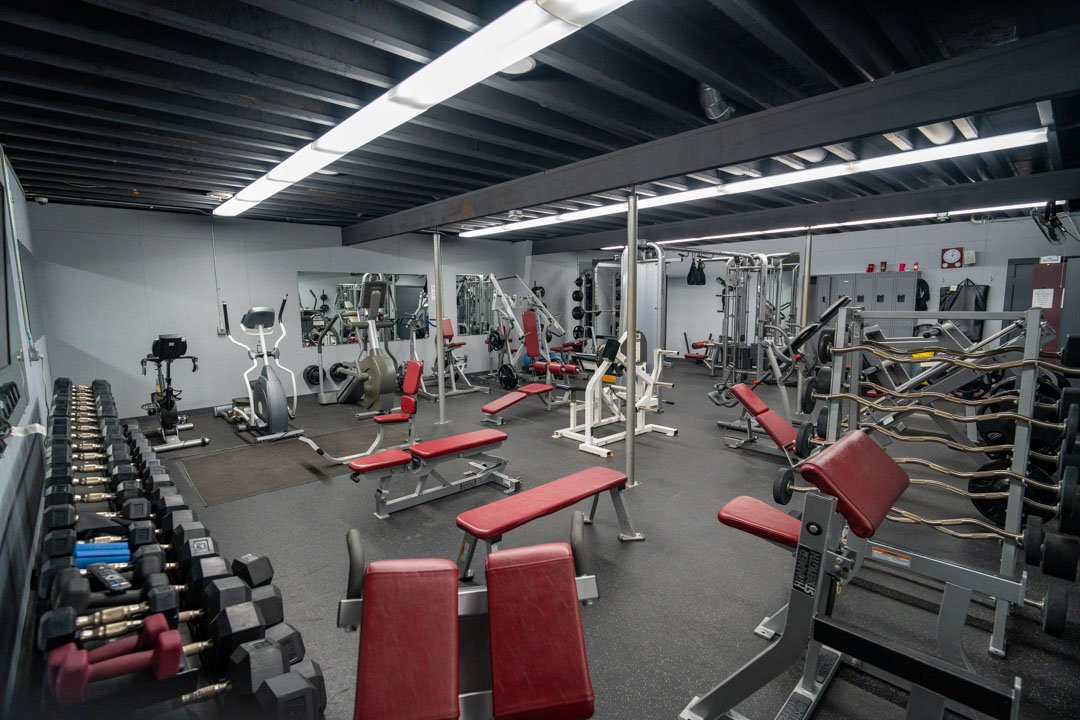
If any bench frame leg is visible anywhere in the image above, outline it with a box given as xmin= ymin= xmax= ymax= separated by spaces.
xmin=457 ymin=533 xmax=502 ymax=581
xmin=610 ymin=488 xmax=645 ymax=542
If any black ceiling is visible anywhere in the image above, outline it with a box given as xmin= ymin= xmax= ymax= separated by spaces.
xmin=1 ymin=0 xmax=1078 ymax=231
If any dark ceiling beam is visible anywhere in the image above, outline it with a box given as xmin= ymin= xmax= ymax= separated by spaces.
xmin=531 ymin=169 xmax=1080 ymax=254
xmin=860 ymin=2 xmax=940 ymax=68
xmin=791 ymin=0 xmax=907 ymax=81
xmin=343 ymin=26 xmax=1080 ymax=244
xmin=706 ymin=0 xmax=856 ymax=90
xmin=594 ymin=1 xmax=803 ymax=111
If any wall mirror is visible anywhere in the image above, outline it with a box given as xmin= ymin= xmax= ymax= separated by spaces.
xmin=455 ymin=274 xmax=494 ymax=336
xmin=297 ymin=272 xmax=427 ymax=348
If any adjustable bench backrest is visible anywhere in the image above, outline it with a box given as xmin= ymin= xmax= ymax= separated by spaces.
xmin=522 ymin=309 xmax=541 ymax=359
xmin=400 ymin=360 xmax=422 ymax=417
xmin=354 ymin=559 xmax=459 ymax=720
xmin=729 ymin=383 xmax=797 ymax=450
xmin=442 ymin=318 xmax=456 ymax=341
xmin=799 ymin=431 xmax=910 ymax=538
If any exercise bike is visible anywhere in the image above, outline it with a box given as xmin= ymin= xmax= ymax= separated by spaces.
xmin=214 ymin=294 xmax=304 ymax=443
xmin=140 ymin=335 xmax=210 ymax=452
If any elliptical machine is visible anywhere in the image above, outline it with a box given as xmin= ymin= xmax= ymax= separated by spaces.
xmin=140 ymin=335 xmax=210 ymax=452
xmin=214 ymin=294 xmax=304 ymax=443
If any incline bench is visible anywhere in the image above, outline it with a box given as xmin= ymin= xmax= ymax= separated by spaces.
xmin=340 ymin=531 xmax=598 ymax=720
xmin=683 ymin=431 xmax=1023 ymax=720
xmin=455 ymin=465 xmax=643 ymax=580
xmin=348 ymin=428 xmax=519 ymax=519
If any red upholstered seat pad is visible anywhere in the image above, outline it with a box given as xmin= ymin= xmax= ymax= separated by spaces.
xmin=457 ymin=467 xmax=627 ymax=540
xmin=373 ymin=413 xmax=410 ymax=424
xmin=730 ymin=384 xmax=769 ymax=417
xmin=800 ymin=431 xmax=910 ymax=538
xmin=755 ymin=409 xmax=798 ymax=450
xmin=518 ymin=383 xmax=554 ymax=396
xmin=487 ymin=543 xmax=594 ymax=720
xmin=446 ymin=341 xmax=466 ymax=349
xmin=347 ymin=449 xmax=413 ymax=473
xmin=354 ymin=559 xmax=459 ymax=720
xmin=483 ymin=392 xmax=528 ymax=415
xmin=718 ymin=496 xmax=800 ymax=548
xmin=684 ymin=353 xmax=707 ymax=360
xmin=409 ymin=428 xmax=508 ymax=459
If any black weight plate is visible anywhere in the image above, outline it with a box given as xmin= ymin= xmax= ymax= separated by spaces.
xmin=976 ymin=373 xmax=1063 ymax=447
xmin=1041 ymin=585 xmax=1068 ymax=638
xmin=302 ymin=365 xmax=321 ymax=387
xmin=497 ymin=364 xmax=518 ymax=391
xmin=969 ymin=459 xmax=1057 ymax=527
xmin=1040 ymin=532 xmax=1079 ymax=582
xmin=1060 ymin=387 xmax=1080 ymax=422
xmin=574 ymin=276 xmax=584 ymax=287
xmin=817 ymin=329 xmax=835 ymax=364
xmin=487 ymin=329 xmax=505 ymax=352
xmin=571 ymin=290 xmax=584 ymax=302
xmin=1058 ymin=466 xmax=1080 ymax=536
xmin=774 ymin=469 xmax=794 ymax=505
xmin=800 ymin=381 xmax=816 ymax=415
xmin=329 ymin=362 xmax=349 ymax=383
xmin=795 ymin=422 xmax=815 ymax=459
xmin=815 ymin=365 xmax=832 ymax=395
xmin=816 ymin=407 xmax=829 ymax=440
xmin=572 ymin=325 xmax=584 ymax=340
xmin=531 ymin=285 xmax=545 ymax=298
xmin=572 ymin=307 xmax=585 ymax=320
xmin=1023 ymin=515 xmax=1045 ymax=566
xmin=1060 ymin=334 xmax=1080 ymax=368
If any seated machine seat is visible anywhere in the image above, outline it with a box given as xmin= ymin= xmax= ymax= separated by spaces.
xmin=347 ymin=449 xmax=413 ymax=474
xmin=718 ymin=496 xmax=800 ymax=548
xmin=799 ymin=430 xmax=910 ymax=538
xmin=445 ymin=340 xmax=467 ymax=350
xmin=408 ymin=429 xmax=507 ymax=460
xmin=354 ymin=558 xmax=459 ymax=720
xmin=487 ymin=543 xmax=594 ymax=720
xmin=372 ymin=412 xmax=410 ymax=424
xmin=457 ymin=467 xmax=626 ymax=540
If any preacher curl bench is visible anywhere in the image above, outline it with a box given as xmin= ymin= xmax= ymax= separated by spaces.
xmin=683 ymin=431 xmax=1022 ymax=720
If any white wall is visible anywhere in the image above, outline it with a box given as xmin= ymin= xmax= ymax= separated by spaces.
xmin=28 ymin=205 xmax=518 ymax=417
xmin=535 ymin=213 xmax=1080 ymax=352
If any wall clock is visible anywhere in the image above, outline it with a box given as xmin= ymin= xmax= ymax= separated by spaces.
xmin=940 ymin=247 xmax=963 ymax=269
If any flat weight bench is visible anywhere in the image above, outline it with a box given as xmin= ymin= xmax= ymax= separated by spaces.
xmin=455 ymin=466 xmax=643 ymax=581
xmin=684 ymin=431 xmax=1022 ymax=720
xmin=348 ymin=428 xmax=520 ymax=519
xmin=341 ymin=532 xmax=597 ymax=720
xmin=481 ymin=382 xmax=555 ymax=425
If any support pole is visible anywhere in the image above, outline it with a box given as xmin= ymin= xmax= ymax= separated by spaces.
xmin=626 ymin=190 xmax=638 ymax=488
xmin=796 ymin=231 xmax=813 ymax=413
xmin=433 ymin=231 xmax=447 ymax=424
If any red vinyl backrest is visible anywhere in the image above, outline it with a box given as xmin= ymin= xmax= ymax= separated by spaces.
xmin=402 ymin=360 xmax=422 ymax=395
xmin=441 ymin=317 xmax=454 ymax=340
xmin=522 ymin=310 xmax=540 ymax=358
xmin=799 ymin=431 xmax=910 ymax=538
xmin=400 ymin=396 xmax=417 ymax=416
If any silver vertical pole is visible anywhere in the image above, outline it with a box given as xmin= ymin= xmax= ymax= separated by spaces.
xmin=433 ymin=231 xmax=448 ymax=424
xmin=626 ymin=190 xmax=638 ymax=488
xmin=797 ymin=231 xmax=813 ymax=413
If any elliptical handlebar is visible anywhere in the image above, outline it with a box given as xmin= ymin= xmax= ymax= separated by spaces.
xmin=278 ymin=293 xmax=289 ymax=325
xmin=222 ymin=300 xmax=232 ymax=337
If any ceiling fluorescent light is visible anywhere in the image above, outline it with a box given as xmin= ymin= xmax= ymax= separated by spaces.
xmin=215 ymin=0 xmax=633 ymax=217
xmin=466 ymin=128 xmax=1049 ymax=236
xmin=213 ymin=198 xmax=258 ymax=217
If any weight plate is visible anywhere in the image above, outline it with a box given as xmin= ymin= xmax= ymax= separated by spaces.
xmin=302 ymin=365 xmax=321 ymax=387
xmin=497 ymin=364 xmax=518 ymax=391
xmin=814 ymin=365 xmax=832 ymax=395
xmin=816 ymin=408 xmax=829 ymax=440
xmin=572 ymin=325 xmax=584 ymax=340
xmin=531 ymin=285 xmax=545 ymax=298
xmin=976 ymin=372 xmax=1063 ymax=447
xmin=1059 ymin=387 xmax=1080 ymax=422
xmin=800 ymin=381 xmax=816 ymax=415
xmin=1040 ymin=532 xmax=1079 ymax=582
xmin=970 ymin=459 xmax=1057 ymax=527
xmin=1023 ymin=515 xmax=1045 ymax=566
xmin=1058 ymin=466 xmax=1080 ymax=536
xmin=572 ymin=307 xmax=585 ymax=320
xmin=487 ymin=329 xmax=505 ymax=352
xmin=328 ymin=362 xmax=349 ymax=383
xmin=1041 ymin=585 xmax=1069 ymax=638
xmin=1064 ymin=405 xmax=1079 ymax=454
xmin=574 ymin=276 xmax=584 ymax=287
xmin=817 ymin=330 xmax=835 ymax=364
xmin=774 ymin=469 xmax=794 ymax=505
xmin=358 ymin=354 xmax=397 ymax=411
xmin=795 ymin=422 xmax=815 ymax=459
xmin=572 ymin=290 xmax=584 ymax=302
xmin=1060 ymin=334 xmax=1080 ymax=368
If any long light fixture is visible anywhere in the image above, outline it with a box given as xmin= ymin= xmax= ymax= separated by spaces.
xmin=598 ymin=201 xmax=1064 ymax=250
xmin=460 ymin=127 xmax=1049 ymax=237
xmin=214 ymin=0 xmax=634 ymax=217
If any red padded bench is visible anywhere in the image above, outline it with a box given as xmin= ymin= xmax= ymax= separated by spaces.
xmin=481 ymin=382 xmax=556 ymax=425
xmin=729 ymin=383 xmax=798 ymax=460
xmin=455 ymin=466 xmax=643 ymax=580
xmin=349 ymin=543 xmax=595 ymax=720
xmin=348 ymin=429 xmax=520 ymax=519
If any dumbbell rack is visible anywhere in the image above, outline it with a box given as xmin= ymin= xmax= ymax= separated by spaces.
xmin=823 ymin=306 xmax=1047 ymax=657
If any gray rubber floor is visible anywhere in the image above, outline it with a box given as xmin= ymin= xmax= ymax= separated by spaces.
xmin=162 ymin=364 xmax=1080 ymax=720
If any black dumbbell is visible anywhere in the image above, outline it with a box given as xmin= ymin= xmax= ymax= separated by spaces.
xmin=44 ymin=481 xmax=144 ymax=508
xmin=43 ymin=497 xmax=152 ymax=532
